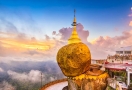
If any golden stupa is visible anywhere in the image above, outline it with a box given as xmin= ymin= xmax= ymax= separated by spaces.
xmin=57 ymin=10 xmax=91 ymax=77
xmin=68 ymin=10 xmax=81 ymax=44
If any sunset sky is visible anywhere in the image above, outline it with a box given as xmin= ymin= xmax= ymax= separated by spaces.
xmin=0 ymin=0 xmax=132 ymax=60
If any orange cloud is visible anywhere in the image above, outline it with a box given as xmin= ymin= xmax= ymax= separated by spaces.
xmin=129 ymin=21 xmax=132 ymax=26
xmin=0 ymin=38 xmax=53 ymax=51
xmin=0 ymin=32 xmax=58 ymax=60
xmin=0 ymin=30 xmax=65 ymax=61
xmin=0 ymin=31 xmax=57 ymax=52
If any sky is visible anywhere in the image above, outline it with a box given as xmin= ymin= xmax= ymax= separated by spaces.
xmin=0 ymin=0 xmax=132 ymax=60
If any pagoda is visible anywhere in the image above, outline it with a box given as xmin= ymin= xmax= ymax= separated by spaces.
xmin=68 ymin=9 xmax=81 ymax=44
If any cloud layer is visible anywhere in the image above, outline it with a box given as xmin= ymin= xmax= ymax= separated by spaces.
xmin=7 ymin=70 xmax=42 ymax=83
xmin=0 ymin=67 xmax=4 ymax=72
xmin=0 ymin=7 xmax=132 ymax=60
xmin=0 ymin=60 xmax=65 ymax=89
xmin=1 ymin=20 xmax=132 ymax=59
xmin=0 ymin=81 xmax=16 ymax=90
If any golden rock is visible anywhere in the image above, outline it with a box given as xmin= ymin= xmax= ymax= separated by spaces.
xmin=57 ymin=42 xmax=91 ymax=77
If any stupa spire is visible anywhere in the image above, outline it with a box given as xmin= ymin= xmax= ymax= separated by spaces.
xmin=68 ymin=9 xmax=81 ymax=44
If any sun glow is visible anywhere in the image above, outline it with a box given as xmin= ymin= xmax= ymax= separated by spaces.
xmin=0 ymin=38 xmax=54 ymax=51
xmin=90 ymin=39 xmax=97 ymax=44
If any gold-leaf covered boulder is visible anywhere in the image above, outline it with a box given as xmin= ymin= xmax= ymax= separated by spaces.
xmin=57 ymin=42 xmax=91 ymax=77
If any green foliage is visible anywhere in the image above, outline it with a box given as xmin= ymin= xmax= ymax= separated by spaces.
xmin=106 ymin=86 xmax=115 ymax=90
xmin=130 ymin=79 xmax=132 ymax=83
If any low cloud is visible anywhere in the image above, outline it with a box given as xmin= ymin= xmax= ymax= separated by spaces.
xmin=7 ymin=70 xmax=42 ymax=83
xmin=0 ymin=67 xmax=4 ymax=72
xmin=0 ymin=81 xmax=16 ymax=90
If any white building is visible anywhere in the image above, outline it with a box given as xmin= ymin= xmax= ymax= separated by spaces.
xmin=116 ymin=46 xmax=132 ymax=55
xmin=107 ymin=46 xmax=132 ymax=63
xmin=126 ymin=67 xmax=132 ymax=87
